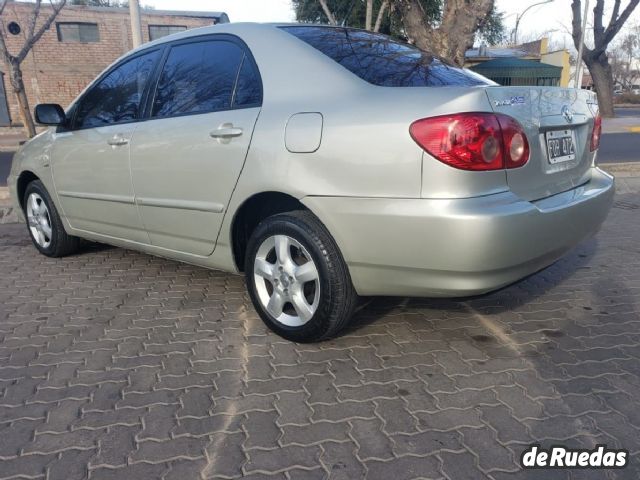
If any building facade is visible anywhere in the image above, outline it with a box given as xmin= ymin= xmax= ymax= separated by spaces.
xmin=0 ymin=2 xmax=228 ymax=126
xmin=465 ymin=38 xmax=571 ymax=88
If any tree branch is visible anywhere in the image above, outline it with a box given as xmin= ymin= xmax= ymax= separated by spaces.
xmin=0 ymin=0 xmax=9 ymax=16
xmin=601 ymin=0 xmax=640 ymax=48
xmin=374 ymin=0 xmax=389 ymax=32
xmin=365 ymin=0 xmax=373 ymax=30
xmin=318 ymin=0 xmax=337 ymax=25
xmin=593 ymin=0 xmax=605 ymax=44
xmin=24 ymin=0 xmax=43 ymax=52
xmin=609 ymin=0 xmax=622 ymax=27
xmin=17 ymin=0 xmax=67 ymax=63
xmin=0 ymin=24 xmax=14 ymax=66
xmin=571 ymin=0 xmax=594 ymax=59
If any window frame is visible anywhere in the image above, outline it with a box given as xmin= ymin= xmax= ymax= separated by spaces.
xmin=67 ymin=33 xmax=263 ymax=132
xmin=144 ymin=33 xmax=263 ymax=122
xmin=148 ymin=24 xmax=187 ymax=41
xmin=69 ymin=46 xmax=165 ymax=131
xmin=56 ymin=22 xmax=100 ymax=43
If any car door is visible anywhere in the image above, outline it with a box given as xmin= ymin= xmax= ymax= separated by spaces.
xmin=130 ymin=36 xmax=262 ymax=256
xmin=51 ymin=48 xmax=162 ymax=243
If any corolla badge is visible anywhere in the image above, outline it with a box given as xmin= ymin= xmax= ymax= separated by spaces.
xmin=562 ymin=105 xmax=574 ymax=123
xmin=494 ymin=95 xmax=526 ymax=107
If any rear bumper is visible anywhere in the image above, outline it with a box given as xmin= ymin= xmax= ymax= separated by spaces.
xmin=302 ymin=168 xmax=615 ymax=297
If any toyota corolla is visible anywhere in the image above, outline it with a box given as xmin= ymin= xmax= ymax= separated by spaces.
xmin=8 ymin=23 xmax=614 ymax=342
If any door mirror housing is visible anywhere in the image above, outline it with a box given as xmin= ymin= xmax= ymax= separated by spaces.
xmin=34 ymin=104 xmax=66 ymax=126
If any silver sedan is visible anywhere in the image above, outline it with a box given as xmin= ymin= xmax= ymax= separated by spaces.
xmin=8 ymin=23 xmax=614 ymax=342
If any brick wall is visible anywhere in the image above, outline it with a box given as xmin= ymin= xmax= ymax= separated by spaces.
xmin=0 ymin=2 xmax=217 ymax=126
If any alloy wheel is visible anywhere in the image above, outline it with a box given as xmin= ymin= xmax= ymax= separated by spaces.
xmin=26 ymin=192 xmax=53 ymax=249
xmin=253 ymin=234 xmax=320 ymax=327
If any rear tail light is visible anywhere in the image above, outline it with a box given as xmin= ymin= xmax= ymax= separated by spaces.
xmin=590 ymin=115 xmax=602 ymax=152
xmin=410 ymin=113 xmax=530 ymax=171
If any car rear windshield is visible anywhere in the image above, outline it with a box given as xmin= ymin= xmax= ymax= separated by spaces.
xmin=281 ymin=26 xmax=492 ymax=87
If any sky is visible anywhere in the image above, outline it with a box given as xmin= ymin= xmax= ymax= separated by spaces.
xmin=143 ymin=0 xmax=640 ymax=49
xmin=495 ymin=0 xmax=640 ymax=49
xmin=145 ymin=0 xmax=296 ymax=22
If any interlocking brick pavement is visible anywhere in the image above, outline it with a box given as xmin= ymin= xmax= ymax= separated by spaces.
xmin=0 ymin=192 xmax=639 ymax=479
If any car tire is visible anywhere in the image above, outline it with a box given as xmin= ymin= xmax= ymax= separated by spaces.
xmin=23 ymin=180 xmax=80 ymax=258
xmin=245 ymin=210 xmax=358 ymax=342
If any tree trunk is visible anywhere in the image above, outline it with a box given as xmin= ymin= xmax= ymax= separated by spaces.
xmin=393 ymin=1 xmax=433 ymax=52
xmin=586 ymin=54 xmax=615 ymax=117
xmin=365 ymin=0 xmax=373 ymax=30
xmin=318 ymin=0 xmax=337 ymax=25
xmin=8 ymin=61 xmax=36 ymax=137
xmin=373 ymin=0 xmax=389 ymax=32
xmin=393 ymin=0 xmax=494 ymax=66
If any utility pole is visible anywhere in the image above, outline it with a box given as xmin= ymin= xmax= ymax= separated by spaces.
xmin=129 ymin=0 xmax=143 ymax=48
xmin=574 ymin=0 xmax=590 ymax=89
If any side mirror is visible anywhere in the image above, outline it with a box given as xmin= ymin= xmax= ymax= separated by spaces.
xmin=34 ymin=104 xmax=66 ymax=126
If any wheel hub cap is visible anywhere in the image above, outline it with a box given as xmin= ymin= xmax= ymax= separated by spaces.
xmin=253 ymin=235 xmax=320 ymax=327
xmin=26 ymin=192 xmax=52 ymax=249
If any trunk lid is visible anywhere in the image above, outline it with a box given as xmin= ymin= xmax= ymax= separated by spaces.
xmin=485 ymin=86 xmax=599 ymax=201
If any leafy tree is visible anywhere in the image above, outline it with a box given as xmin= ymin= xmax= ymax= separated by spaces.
xmin=292 ymin=0 xmax=504 ymax=63
xmin=572 ymin=0 xmax=640 ymax=117
xmin=608 ymin=32 xmax=639 ymax=91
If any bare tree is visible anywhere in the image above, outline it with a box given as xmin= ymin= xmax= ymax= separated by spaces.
xmin=374 ymin=0 xmax=389 ymax=32
xmin=0 ymin=0 xmax=67 ymax=137
xmin=393 ymin=0 xmax=495 ymax=65
xmin=608 ymin=33 xmax=639 ymax=90
xmin=571 ymin=0 xmax=640 ymax=117
xmin=317 ymin=0 xmax=389 ymax=32
xmin=318 ymin=0 xmax=337 ymax=25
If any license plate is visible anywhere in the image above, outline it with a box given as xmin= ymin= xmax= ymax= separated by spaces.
xmin=545 ymin=129 xmax=576 ymax=164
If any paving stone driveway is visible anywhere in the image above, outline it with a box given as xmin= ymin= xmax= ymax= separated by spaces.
xmin=1 ymin=193 xmax=639 ymax=480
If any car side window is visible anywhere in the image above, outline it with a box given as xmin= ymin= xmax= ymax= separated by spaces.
xmin=233 ymin=54 xmax=262 ymax=108
xmin=74 ymin=49 xmax=160 ymax=129
xmin=152 ymin=40 xmax=245 ymax=117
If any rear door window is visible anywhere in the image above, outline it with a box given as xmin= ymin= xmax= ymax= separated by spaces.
xmin=281 ymin=26 xmax=492 ymax=87
xmin=151 ymin=40 xmax=245 ymax=117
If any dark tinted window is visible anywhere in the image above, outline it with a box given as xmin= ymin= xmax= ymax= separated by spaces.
xmin=57 ymin=22 xmax=99 ymax=43
xmin=281 ymin=26 xmax=492 ymax=87
xmin=74 ymin=49 xmax=160 ymax=129
xmin=152 ymin=40 xmax=244 ymax=117
xmin=233 ymin=55 xmax=262 ymax=107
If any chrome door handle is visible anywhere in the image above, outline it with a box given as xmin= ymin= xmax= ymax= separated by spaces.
xmin=107 ymin=135 xmax=129 ymax=147
xmin=209 ymin=125 xmax=243 ymax=139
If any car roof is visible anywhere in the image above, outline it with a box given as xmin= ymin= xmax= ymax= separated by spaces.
xmin=131 ymin=22 xmax=379 ymax=54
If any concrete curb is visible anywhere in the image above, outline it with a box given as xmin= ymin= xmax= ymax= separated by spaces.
xmin=0 ymin=187 xmax=19 ymax=224
xmin=601 ymin=162 xmax=640 ymax=178
xmin=0 ymin=205 xmax=18 ymax=224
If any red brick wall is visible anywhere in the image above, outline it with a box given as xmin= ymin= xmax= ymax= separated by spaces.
xmin=0 ymin=2 xmax=214 ymax=126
